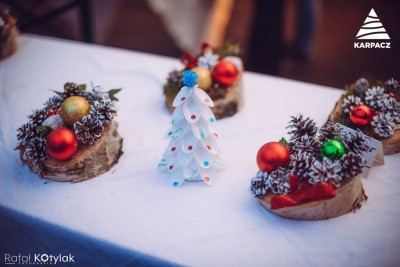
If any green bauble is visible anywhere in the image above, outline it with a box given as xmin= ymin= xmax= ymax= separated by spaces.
xmin=320 ymin=139 xmax=346 ymax=161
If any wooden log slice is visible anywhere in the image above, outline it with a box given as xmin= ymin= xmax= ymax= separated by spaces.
xmin=165 ymin=72 xmax=244 ymax=119
xmin=0 ymin=26 xmax=18 ymax=60
xmin=257 ymin=176 xmax=365 ymax=220
xmin=328 ymin=96 xmax=400 ymax=155
xmin=24 ymin=120 xmax=123 ymax=182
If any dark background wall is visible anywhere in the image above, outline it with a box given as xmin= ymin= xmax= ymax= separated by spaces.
xmin=5 ymin=0 xmax=400 ymax=89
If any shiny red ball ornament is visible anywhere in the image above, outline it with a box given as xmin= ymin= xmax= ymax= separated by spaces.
xmin=256 ymin=142 xmax=290 ymax=172
xmin=349 ymin=104 xmax=372 ymax=126
xmin=46 ymin=128 xmax=78 ymax=161
xmin=212 ymin=60 xmax=238 ymax=86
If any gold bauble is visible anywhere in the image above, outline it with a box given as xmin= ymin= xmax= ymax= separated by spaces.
xmin=191 ymin=66 xmax=212 ymax=90
xmin=60 ymin=96 xmax=91 ymax=126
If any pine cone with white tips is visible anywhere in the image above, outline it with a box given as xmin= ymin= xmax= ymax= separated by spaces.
xmin=267 ymin=167 xmax=291 ymax=195
xmin=371 ymin=112 xmax=396 ymax=138
xmin=287 ymin=114 xmax=317 ymax=142
xmin=309 ymin=158 xmax=342 ymax=188
xmin=339 ymin=152 xmax=364 ymax=179
xmin=342 ymin=95 xmax=362 ymax=114
xmin=26 ymin=137 xmax=48 ymax=161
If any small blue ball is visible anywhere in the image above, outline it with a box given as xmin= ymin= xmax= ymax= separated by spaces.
xmin=182 ymin=70 xmax=198 ymax=87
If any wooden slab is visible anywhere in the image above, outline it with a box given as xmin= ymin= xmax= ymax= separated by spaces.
xmin=24 ymin=120 xmax=123 ymax=182
xmin=258 ymin=176 xmax=365 ymax=220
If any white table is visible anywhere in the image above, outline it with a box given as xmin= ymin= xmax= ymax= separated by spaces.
xmin=1 ymin=35 xmax=399 ymax=267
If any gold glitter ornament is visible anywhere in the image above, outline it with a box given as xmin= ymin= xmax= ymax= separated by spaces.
xmin=60 ymin=96 xmax=91 ymax=126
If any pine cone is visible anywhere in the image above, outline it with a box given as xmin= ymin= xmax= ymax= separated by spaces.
xmin=341 ymin=95 xmax=362 ymax=114
xmin=291 ymin=134 xmax=319 ymax=156
xmin=339 ymin=152 xmax=364 ymax=179
xmin=44 ymin=96 xmax=63 ymax=110
xmin=63 ymin=83 xmax=83 ymax=99
xmin=355 ymin=77 xmax=369 ymax=96
xmin=167 ymin=70 xmax=184 ymax=88
xmin=385 ymin=78 xmax=399 ymax=93
xmin=267 ymin=167 xmax=291 ymax=195
xmin=290 ymin=152 xmax=315 ymax=180
xmin=25 ymin=137 xmax=48 ymax=162
xmin=84 ymin=88 xmax=109 ymax=105
xmin=28 ymin=109 xmax=48 ymax=127
xmin=319 ymin=122 xmax=342 ymax=143
xmin=371 ymin=112 xmax=396 ymax=138
xmin=250 ymin=171 xmax=268 ymax=197
xmin=17 ymin=123 xmax=40 ymax=146
xmin=287 ymin=114 xmax=317 ymax=142
xmin=365 ymin=86 xmax=387 ymax=109
xmin=343 ymin=129 xmax=370 ymax=155
xmin=73 ymin=115 xmax=105 ymax=145
xmin=380 ymin=97 xmax=400 ymax=123
xmin=90 ymin=97 xmax=116 ymax=124
xmin=308 ymin=157 xmax=342 ymax=188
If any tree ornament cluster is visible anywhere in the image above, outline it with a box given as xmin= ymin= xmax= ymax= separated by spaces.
xmin=341 ymin=77 xmax=400 ymax=138
xmin=16 ymin=82 xmax=121 ymax=162
xmin=164 ymin=42 xmax=242 ymax=102
xmin=250 ymin=114 xmax=370 ymax=199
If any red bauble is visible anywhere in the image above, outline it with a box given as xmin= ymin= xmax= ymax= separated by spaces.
xmin=256 ymin=142 xmax=290 ymax=172
xmin=46 ymin=128 xmax=78 ymax=161
xmin=350 ymin=104 xmax=372 ymax=126
xmin=212 ymin=60 xmax=238 ymax=86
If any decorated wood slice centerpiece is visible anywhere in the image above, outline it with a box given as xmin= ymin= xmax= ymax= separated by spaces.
xmin=164 ymin=42 xmax=244 ymax=119
xmin=16 ymin=83 xmax=123 ymax=182
xmin=328 ymin=77 xmax=400 ymax=155
xmin=0 ymin=4 xmax=18 ymax=60
xmin=250 ymin=114 xmax=370 ymax=220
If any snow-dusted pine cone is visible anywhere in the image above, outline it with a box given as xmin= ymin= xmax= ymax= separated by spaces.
xmin=291 ymin=134 xmax=319 ymax=156
xmin=287 ymin=114 xmax=317 ymax=142
xmin=342 ymin=95 xmax=362 ymax=114
xmin=319 ymin=122 xmax=342 ymax=143
xmin=365 ymin=87 xmax=387 ymax=109
xmin=339 ymin=152 xmax=364 ymax=180
xmin=17 ymin=123 xmax=40 ymax=146
xmin=84 ymin=88 xmax=109 ymax=105
xmin=380 ymin=97 xmax=400 ymax=123
xmin=371 ymin=112 xmax=396 ymax=138
xmin=385 ymin=78 xmax=399 ymax=93
xmin=73 ymin=115 xmax=105 ymax=145
xmin=343 ymin=129 xmax=370 ymax=155
xmin=267 ymin=167 xmax=291 ymax=195
xmin=167 ymin=70 xmax=184 ymax=87
xmin=250 ymin=171 xmax=269 ymax=197
xmin=355 ymin=77 xmax=369 ymax=96
xmin=62 ymin=83 xmax=84 ymax=99
xmin=90 ymin=97 xmax=116 ymax=124
xmin=43 ymin=96 xmax=63 ymax=110
xmin=290 ymin=152 xmax=315 ymax=180
xmin=309 ymin=157 xmax=342 ymax=188
xmin=25 ymin=137 xmax=48 ymax=162
xmin=28 ymin=109 xmax=49 ymax=127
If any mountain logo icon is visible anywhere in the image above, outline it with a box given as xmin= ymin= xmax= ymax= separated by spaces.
xmin=356 ymin=8 xmax=390 ymax=40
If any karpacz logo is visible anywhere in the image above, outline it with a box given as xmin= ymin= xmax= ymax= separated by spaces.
xmin=4 ymin=253 xmax=75 ymax=265
xmin=354 ymin=8 xmax=391 ymax=49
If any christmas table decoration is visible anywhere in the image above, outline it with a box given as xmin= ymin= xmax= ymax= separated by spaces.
xmin=164 ymin=42 xmax=244 ymax=119
xmin=0 ymin=4 xmax=18 ymax=60
xmin=250 ymin=114 xmax=370 ymax=220
xmin=16 ymin=83 xmax=123 ymax=182
xmin=158 ymin=70 xmax=225 ymax=186
xmin=328 ymin=77 xmax=400 ymax=155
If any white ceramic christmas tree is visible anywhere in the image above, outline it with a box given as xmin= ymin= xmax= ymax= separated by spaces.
xmin=158 ymin=70 xmax=225 ymax=186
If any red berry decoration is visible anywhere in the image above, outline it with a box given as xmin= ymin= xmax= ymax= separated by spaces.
xmin=349 ymin=104 xmax=372 ymax=126
xmin=212 ymin=60 xmax=238 ymax=86
xmin=46 ymin=128 xmax=78 ymax=161
xmin=256 ymin=142 xmax=290 ymax=172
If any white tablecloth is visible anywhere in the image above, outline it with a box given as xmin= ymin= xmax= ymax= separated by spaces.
xmin=0 ymin=35 xmax=399 ymax=267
